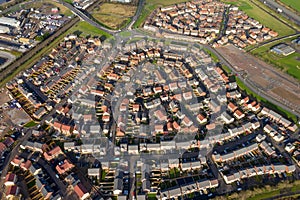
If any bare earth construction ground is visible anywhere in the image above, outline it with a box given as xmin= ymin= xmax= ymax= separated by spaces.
xmin=92 ymin=3 xmax=136 ymax=29
xmin=216 ymin=44 xmax=300 ymax=112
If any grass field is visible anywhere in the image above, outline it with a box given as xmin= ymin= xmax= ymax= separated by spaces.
xmin=133 ymin=0 xmax=190 ymax=28
xmin=221 ymin=0 xmax=295 ymax=36
xmin=279 ymin=0 xmax=300 ymax=13
xmin=92 ymin=3 xmax=136 ymax=30
xmin=71 ymin=21 xmax=113 ymax=39
xmin=251 ymin=37 xmax=300 ymax=81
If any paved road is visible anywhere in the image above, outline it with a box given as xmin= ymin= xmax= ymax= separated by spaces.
xmin=37 ymin=158 xmax=68 ymax=196
xmin=127 ymin=0 xmax=145 ymax=30
xmin=59 ymin=0 xmax=144 ymax=33
xmin=259 ymin=0 xmax=300 ymax=26
xmin=59 ymin=0 xmax=119 ymax=35
xmin=205 ymin=45 xmax=300 ymax=118
xmin=0 ymin=51 xmax=16 ymax=71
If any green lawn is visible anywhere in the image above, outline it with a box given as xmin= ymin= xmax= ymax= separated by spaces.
xmin=147 ymin=192 xmax=157 ymax=200
xmin=69 ymin=21 xmax=113 ymax=39
xmin=63 ymin=0 xmax=73 ymax=3
xmin=279 ymin=0 xmax=300 ymax=13
xmin=119 ymin=31 xmax=132 ymax=38
xmin=251 ymin=37 xmax=300 ymax=81
xmin=24 ymin=120 xmax=38 ymax=128
xmin=221 ymin=0 xmax=296 ymax=36
xmin=247 ymin=190 xmax=280 ymax=200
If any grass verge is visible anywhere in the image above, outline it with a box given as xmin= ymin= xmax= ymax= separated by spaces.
xmin=70 ymin=21 xmax=113 ymax=39
xmin=24 ymin=120 xmax=38 ymax=128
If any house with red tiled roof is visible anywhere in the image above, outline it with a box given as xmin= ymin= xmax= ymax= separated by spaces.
xmin=90 ymin=89 xmax=105 ymax=97
xmin=268 ymin=31 xmax=278 ymax=37
xmin=56 ymin=159 xmax=74 ymax=175
xmin=61 ymin=124 xmax=74 ymax=136
xmin=10 ymin=156 xmax=24 ymax=167
xmin=154 ymin=110 xmax=167 ymax=121
xmin=43 ymin=146 xmax=63 ymax=161
xmin=173 ymin=121 xmax=181 ymax=131
xmin=4 ymin=173 xmax=17 ymax=186
xmin=5 ymin=185 xmax=19 ymax=199
xmin=197 ymin=114 xmax=207 ymax=124
xmin=240 ymin=96 xmax=249 ymax=104
xmin=74 ymin=183 xmax=90 ymax=200
xmin=154 ymin=125 xmax=164 ymax=135
xmin=153 ymin=86 xmax=162 ymax=94
xmin=227 ymin=102 xmax=238 ymax=113
xmin=234 ymin=110 xmax=245 ymax=120
xmin=53 ymin=121 xmax=62 ymax=132
xmin=20 ymin=160 xmax=32 ymax=171
xmin=132 ymin=104 xmax=140 ymax=112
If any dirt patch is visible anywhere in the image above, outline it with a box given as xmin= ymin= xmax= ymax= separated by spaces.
xmin=6 ymin=108 xmax=31 ymax=126
xmin=271 ymin=86 xmax=300 ymax=106
xmin=0 ymin=88 xmax=10 ymax=106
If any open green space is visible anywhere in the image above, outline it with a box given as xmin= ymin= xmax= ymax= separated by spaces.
xmin=147 ymin=193 xmax=157 ymax=200
xmin=63 ymin=0 xmax=73 ymax=3
xmin=221 ymin=0 xmax=296 ymax=36
xmin=70 ymin=21 xmax=113 ymax=39
xmin=251 ymin=37 xmax=300 ymax=81
xmin=279 ymin=0 xmax=300 ymax=13
xmin=236 ymin=77 xmax=297 ymax=123
xmin=119 ymin=31 xmax=132 ymax=38
xmin=133 ymin=0 xmax=190 ymax=28
xmin=24 ymin=120 xmax=38 ymax=128
xmin=247 ymin=190 xmax=280 ymax=200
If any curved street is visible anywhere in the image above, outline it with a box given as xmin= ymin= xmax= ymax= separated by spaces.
xmin=59 ymin=0 xmax=119 ymax=35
